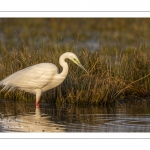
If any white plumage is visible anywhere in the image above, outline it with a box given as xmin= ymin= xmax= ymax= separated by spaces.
xmin=0 ymin=52 xmax=87 ymax=107
xmin=0 ymin=63 xmax=58 ymax=93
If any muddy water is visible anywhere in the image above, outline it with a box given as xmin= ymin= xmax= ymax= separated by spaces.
xmin=0 ymin=100 xmax=150 ymax=132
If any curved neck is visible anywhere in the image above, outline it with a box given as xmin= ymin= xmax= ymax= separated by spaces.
xmin=59 ymin=54 xmax=68 ymax=78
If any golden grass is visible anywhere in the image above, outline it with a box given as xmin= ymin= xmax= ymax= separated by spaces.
xmin=0 ymin=44 xmax=150 ymax=106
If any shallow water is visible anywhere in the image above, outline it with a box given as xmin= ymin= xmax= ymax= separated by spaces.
xmin=0 ymin=100 xmax=150 ymax=132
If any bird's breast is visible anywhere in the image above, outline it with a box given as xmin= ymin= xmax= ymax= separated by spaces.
xmin=41 ymin=75 xmax=65 ymax=92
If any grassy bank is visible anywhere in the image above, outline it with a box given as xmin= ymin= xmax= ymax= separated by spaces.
xmin=0 ymin=44 xmax=150 ymax=106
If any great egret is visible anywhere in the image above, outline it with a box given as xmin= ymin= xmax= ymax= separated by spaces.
xmin=0 ymin=52 xmax=87 ymax=107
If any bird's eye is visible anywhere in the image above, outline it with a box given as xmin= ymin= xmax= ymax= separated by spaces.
xmin=73 ymin=58 xmax=77 ymax=62
xmin=73 ymin=58 xmax=80 ymax=64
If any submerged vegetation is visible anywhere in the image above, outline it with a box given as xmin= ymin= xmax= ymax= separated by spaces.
xmin=1 ymin=18 xmax=150 ymax=105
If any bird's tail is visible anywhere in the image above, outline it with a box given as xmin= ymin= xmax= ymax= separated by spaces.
xmin=0 ymin=80 xmax=16 ymax=92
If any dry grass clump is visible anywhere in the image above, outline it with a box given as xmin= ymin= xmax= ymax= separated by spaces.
xmin=1 ymin=44 xmax=150 ymax=106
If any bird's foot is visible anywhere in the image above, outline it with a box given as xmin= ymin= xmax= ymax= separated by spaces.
xmin=36 ymin=101 xmax=40 ymax=108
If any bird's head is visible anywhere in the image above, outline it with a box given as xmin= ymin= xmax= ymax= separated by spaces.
xmin=67 ymin=52 xmax=88 ymax=73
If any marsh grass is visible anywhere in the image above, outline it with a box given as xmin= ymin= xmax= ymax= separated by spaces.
xmin=1 ymin=43 xmax=150 ymax=106
xmin=1 ymin=18 xmax=150 ymax=106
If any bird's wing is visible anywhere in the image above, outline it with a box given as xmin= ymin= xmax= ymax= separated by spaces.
xmin=0 ymin=63 xmax=59 ymax=92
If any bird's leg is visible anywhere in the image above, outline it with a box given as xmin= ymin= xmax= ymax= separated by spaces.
xmin=35 ymin=89 xmax=41 ymax=108
xmin=36 ymin=99 xmax=40 ymax=108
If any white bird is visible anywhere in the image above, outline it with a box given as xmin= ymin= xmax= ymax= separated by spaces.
xmin=0 ymin=52 xmax=87 ymax=107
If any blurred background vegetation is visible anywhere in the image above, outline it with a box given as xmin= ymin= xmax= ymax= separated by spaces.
xmin=0 ymin=18 xmax=150 ymax=51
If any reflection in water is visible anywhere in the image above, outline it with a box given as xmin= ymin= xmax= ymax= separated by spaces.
xmin=1 ymin=100 xmax=150 ymax=132
xmin=0 ymin=103 xmax=66 ymax=132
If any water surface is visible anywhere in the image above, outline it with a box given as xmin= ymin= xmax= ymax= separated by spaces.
xmin=0 ymin=100 xmax=150 ymax=132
